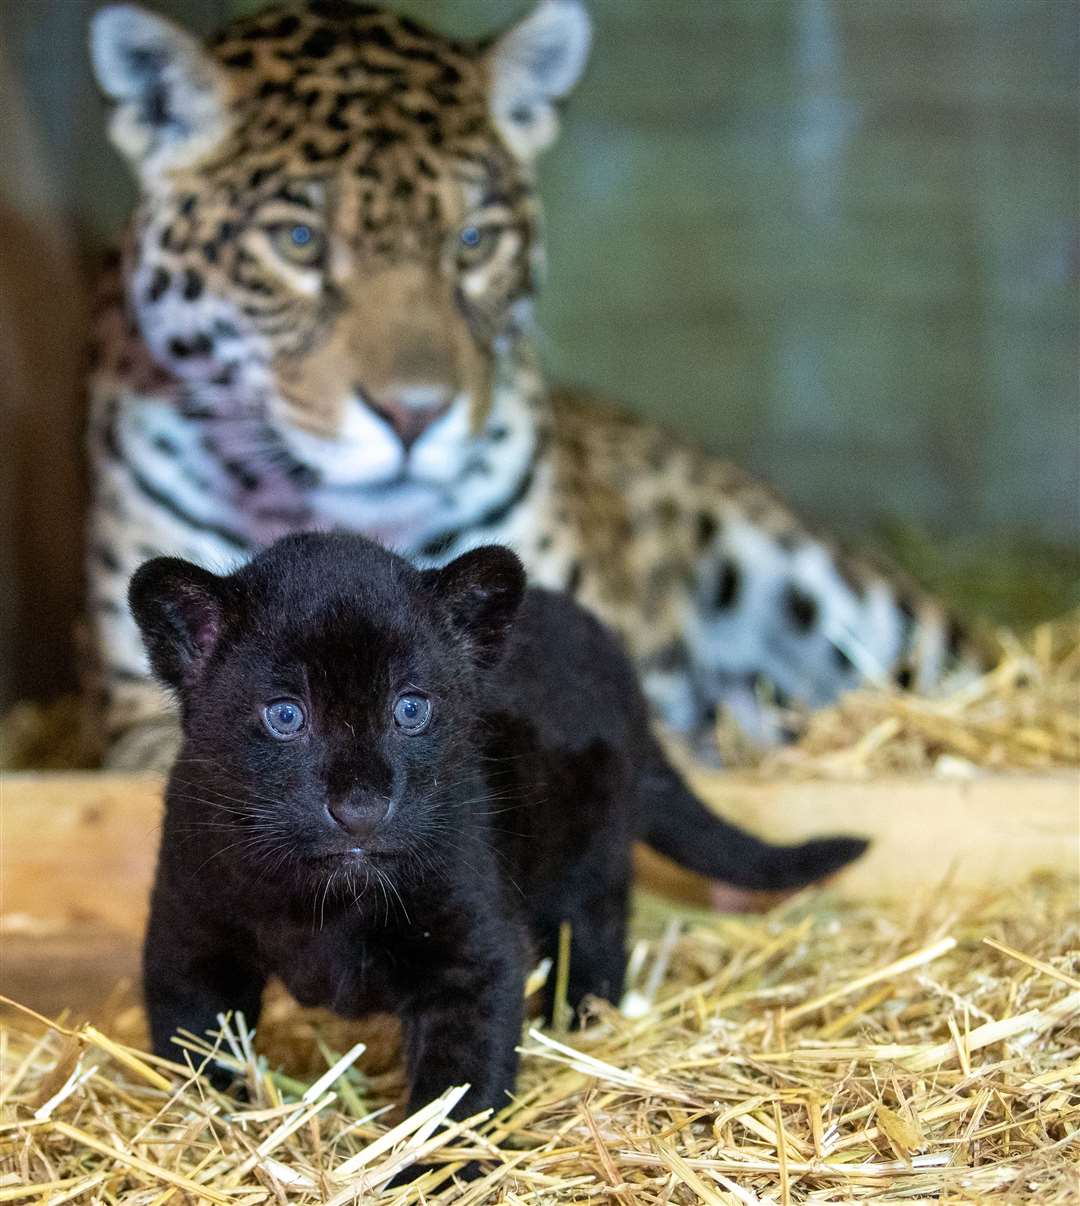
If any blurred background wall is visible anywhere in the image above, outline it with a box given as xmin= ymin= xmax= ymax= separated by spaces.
xmin=1 ymin=0 xmax=1077 ymax=709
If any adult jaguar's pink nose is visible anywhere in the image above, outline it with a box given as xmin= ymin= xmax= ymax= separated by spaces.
xmin=360 ymin=386 xmax=454 ymax=451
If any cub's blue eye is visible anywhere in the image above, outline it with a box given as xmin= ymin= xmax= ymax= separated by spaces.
xmin=460 ymin=225 xmax=481 ymax=248
xmin=263 ymin=698 xmax=306 ymax=738
xmin=393 ymin=692 xmax=432 ymax=734
xmin=290 ymin=224 xmax=313 ymax=246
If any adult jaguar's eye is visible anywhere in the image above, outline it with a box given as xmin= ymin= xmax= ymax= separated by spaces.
xmin=270 ymin=222 xmax=326 ymax=266
xmin=457 ymin=223 xmax=498 ymax=266
xmin=392 ymin=692 xmax=432 ymax=734
xmin=263 ymin=698 xmax=307 ymax=739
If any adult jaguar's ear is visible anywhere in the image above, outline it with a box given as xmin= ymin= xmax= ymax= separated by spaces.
xmin=425 ymin=546 xmax=527 ymax=667
xmin=89 ymin=4 xmax=233 ymax=181
xmin=129 ymin=557 xmax=228 ymax=691
xmin=487 ymin=0 xmax=591 ymax=162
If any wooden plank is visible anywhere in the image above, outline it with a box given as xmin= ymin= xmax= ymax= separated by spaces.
xmin=0 ymin=775 xmax=164 ymax=1018
xmin=1 ymin=772 xmax=1076 ymax=1019
xmin=1 ymin=775 xmax=164 ymax=936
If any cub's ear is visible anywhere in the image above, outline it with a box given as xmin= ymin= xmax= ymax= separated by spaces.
xmin=128 ymin=557 xmax=227 ymax=690
xmin=89 ymin=4 xmax=233 ymax=180
xmin=425 ymin=546 xmax=526 ymax=667
xmin=487 ymin=0 xmax=591 ymax=161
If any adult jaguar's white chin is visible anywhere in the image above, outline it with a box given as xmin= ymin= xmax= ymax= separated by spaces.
xmin=273 ymin=393 xmax=475 ymax=488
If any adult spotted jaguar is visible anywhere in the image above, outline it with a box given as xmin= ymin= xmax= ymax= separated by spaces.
xmin=86 ymin=0 xmax=978 ymax=769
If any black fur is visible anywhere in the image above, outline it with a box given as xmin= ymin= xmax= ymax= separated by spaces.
xmin=131 ymin=534 xmax=866 ymax=1151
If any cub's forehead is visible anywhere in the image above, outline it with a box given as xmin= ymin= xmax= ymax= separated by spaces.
xmin=235 ymin=583 xmax=428 ymax=677
xmin=237 ymin=538 xmax=429 ymax=631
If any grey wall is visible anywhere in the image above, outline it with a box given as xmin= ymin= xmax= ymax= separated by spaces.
xmin=1 ymin=0 xmax=1077 ymax=705
xmin=537 ymin=0 xmax=1080 ymax=543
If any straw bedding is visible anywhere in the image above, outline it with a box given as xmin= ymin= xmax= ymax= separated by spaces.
xmin=717 ymin=614 xmax=1080 ymax=776
xmin=2 ymin=871 xmax=1077 ymax=1203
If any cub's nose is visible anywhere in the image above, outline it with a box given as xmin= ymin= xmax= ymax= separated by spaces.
xmin=359 ymin=385 xmax=454 ymax=451
xmin=327 ymin=795 xmax=389 ymax=844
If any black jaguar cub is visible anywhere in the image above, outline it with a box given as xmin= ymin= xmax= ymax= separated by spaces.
xmin=131 ymin=534 xmax=866 ymax=1130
